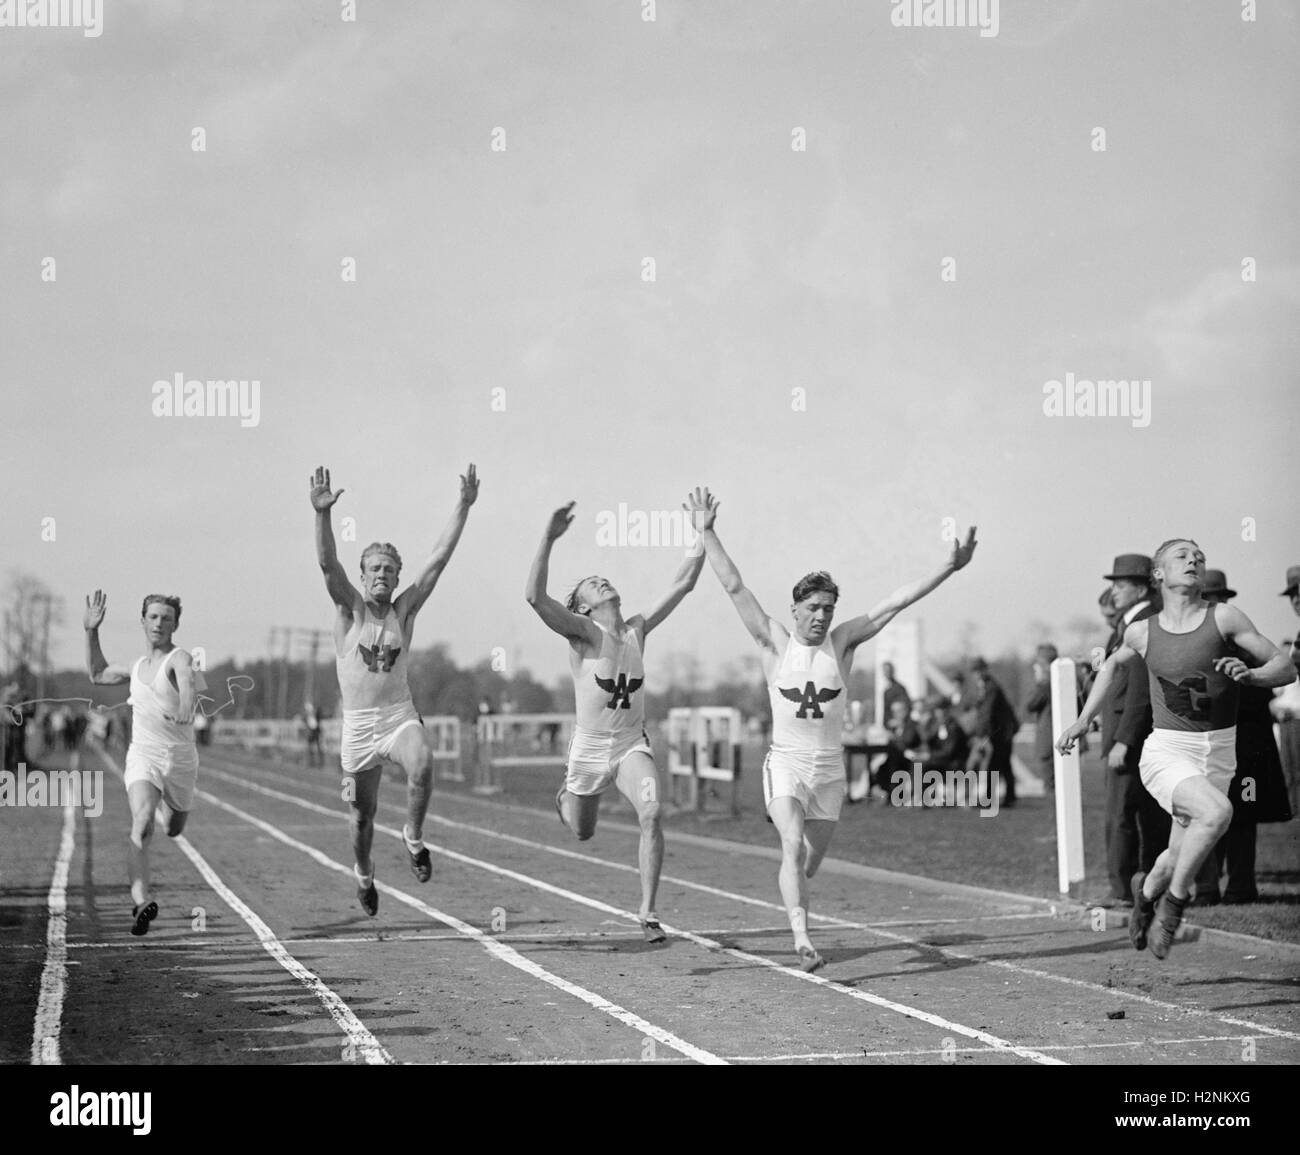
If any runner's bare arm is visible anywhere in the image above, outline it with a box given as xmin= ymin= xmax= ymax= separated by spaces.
xmin=639 ymin=549 xmax=706 ymax=636
xmin=834 ymin=527 xmax=977 ymax=655
xmin=1056 ymin=622 xmax=1146 ymax=753
xmin=83 ymin=591 xmax=130 ymax=684
xmin=1214 ymin=604 xmax=1298 ymax=688
xmin=169 ymin=650 xmax=197 ymax=724
xmin=684 ymin=487 xmax=777 ymax=654
xmin=311 ymin=466 xmax=362 ymax=613
xmin=525 ymin=503 xmax=601 ymax=645
xmin=396 ymin=464 xmax=479 ymax=621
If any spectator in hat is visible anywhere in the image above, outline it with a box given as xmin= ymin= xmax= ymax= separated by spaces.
xmin=1024 ymin=643 xmax=1059 ymax=793
xmin=1189 ymin=569 xmax=1293 ymax=904
xmin=1273 ymin=566 xmax=1300 ymax=818
xmin=1098 ymin=554 xmax=1168 ymax=907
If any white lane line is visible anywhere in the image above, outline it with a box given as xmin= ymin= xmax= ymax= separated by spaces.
xmin=171 ymin=836 xmax=393 ymax=1064
xmin=203 ymin=757 xmax=1300 ymax=1046
xmin=91 ymin=746 xmax=391 ymax=1065
xmin=30 ymin=798 xmax=77 ymax=1065
xmin=198 ymin=767 xmax=1061 ymax=1065
xmin=193 ymin=786 xmax=726 ymax=1066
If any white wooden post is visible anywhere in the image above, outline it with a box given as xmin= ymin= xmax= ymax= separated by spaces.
xmin=1050 ymin=658 xmax=1086 ymax=896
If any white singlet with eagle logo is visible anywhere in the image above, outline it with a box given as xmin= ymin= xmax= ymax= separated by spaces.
xmin=565 ymin=620 xmax=652 ymax=795
xmin=336 ymin=604 xmax=421 ymax=775
xmin=763 ymin=634 xmax=848 ymax=820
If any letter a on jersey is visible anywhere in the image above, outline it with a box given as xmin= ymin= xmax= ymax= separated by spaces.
xmin=595 ymin=674 xmax=643 ymax=709
xmin=780 ymin=681 xmax=842 ymax=719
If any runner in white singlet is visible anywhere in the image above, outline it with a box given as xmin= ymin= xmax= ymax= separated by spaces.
xmin=311 ymin=463 xmax=479 ymax=916
xmin=526 ymin=500 xmax=705 ymax=942
xmin=685 ymin=487 xmax=977 ymax=972
xmin=84 ymin=590 xmax=205 ymax=936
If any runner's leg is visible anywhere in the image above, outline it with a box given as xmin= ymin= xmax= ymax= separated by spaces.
xmin=126 ymin=780 xmax=162 ymax=907
xmin=615 ymin=750 xmax=664 ymax=920
xmin=768 ymin=796 xmax=813 ymax=952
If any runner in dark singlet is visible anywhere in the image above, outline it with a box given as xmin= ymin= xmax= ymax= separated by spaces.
xmin=1058 ymin=540 xmax=1295 ymax=958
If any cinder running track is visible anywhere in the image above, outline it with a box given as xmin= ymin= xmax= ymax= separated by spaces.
xmin=3 ymin=743 xmax=1297 ymax=1065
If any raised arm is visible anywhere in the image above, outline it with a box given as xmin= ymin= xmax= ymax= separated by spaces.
xmin=684 ymin=487 xmax=778 ymax=654
xmin=833 ymin=528 xmax=978 ymax=655
xmin=396 ymin=464 xmax=479 ymax=621
xmin=525 ymin=502 xmax=601 ymax=645
xmin=1216 ymin=604 xmax=1298 ymax=689
xmin=310 ymin=466 xmax=362 ymax=611
xmin=1057 ymin=622 xmax=1145 ymax=753
xmin=83 ymin=590 xmax=131 ymax=685
xmin=637 ymin=543 xmax=706 ymax=635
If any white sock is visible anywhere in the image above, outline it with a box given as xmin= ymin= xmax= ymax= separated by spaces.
xmin=354 ymin=862 xmax=374 ymax=887
xmin=403 ymin=825 xmax=424 ymax=853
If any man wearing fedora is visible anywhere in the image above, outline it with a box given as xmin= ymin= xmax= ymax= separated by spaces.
xmin=1193 ymin=569 xmax=1293 ymax=904
xmin=1098 ymin=554 xmax=1167 ymax=906
xmin=1270 ymin=565 xmax=1300 ymax=820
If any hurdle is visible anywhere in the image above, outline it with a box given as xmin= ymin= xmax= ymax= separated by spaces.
xmin=1049 ymin=658 xmax=1086 ymax=897
xmin=472 ymin=712 xmax=574 ymax=795
xmin=666 ymin=707 xmax=742 ymax=816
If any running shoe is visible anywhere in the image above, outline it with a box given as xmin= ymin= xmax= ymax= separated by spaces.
xmin=130 ymin=901 xmax=158 ymax=937
xmin=1129 ymin=871 xmax=1157 ymax=951
xmin=407 ymin=844 xmax=432 ymax=883
xmin=1148 ymin=892 xmax=1186 ymax=960
xmin=639 ymin=917 xmax=667 ymax=944
xmin=357 ymin=881 xmax=379 ymax=917
xmin=797 ymin=945 xmax=825 ymax=973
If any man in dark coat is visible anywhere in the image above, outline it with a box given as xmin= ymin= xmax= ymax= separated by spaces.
xmin=970 ymin=659 xmax=1019 ymax=808
xmin=1100 ymin=554 xmax=1169 ymax=906
xmin=1025 ymin=643 xmax=1058 ymax=793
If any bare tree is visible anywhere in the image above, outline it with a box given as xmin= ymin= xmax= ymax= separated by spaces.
xmin=2 ymin=570 xmax=62 ymax=690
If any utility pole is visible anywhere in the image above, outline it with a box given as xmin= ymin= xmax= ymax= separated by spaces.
xmin=263 ymin=628 xmax=279 ymax=716
xmin=276 ymin=627 xmax=292 ymax=719
xmin=293 ymin=627 xmax=330 ymax=707
xmin=34 ymin=594 xmax=53 ymax=703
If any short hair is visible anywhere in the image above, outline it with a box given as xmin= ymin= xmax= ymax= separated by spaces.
xmin=1152 ymin=538 xmax=1200 ymax=574
xmin=360 ymin=541 xmax=403 ymax=573
xmin=140 ymin=594 xmax=182 ymax=626
xmin=792 ymin=571 xmax=839 ymax=604
xmin=566 ymin=576 xmax=599 ymax=615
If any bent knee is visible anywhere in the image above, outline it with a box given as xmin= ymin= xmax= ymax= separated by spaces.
xmin=637 ymin=803 xmax=662 ymax=829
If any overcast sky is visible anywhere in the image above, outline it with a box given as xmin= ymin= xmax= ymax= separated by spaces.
xmin=2 ymin=0 xmax=1296 ymax=695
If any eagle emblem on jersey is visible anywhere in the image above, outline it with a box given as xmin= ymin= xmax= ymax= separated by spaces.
xmin=359 ymin=642 xmax=401 ymax=673
xmin=1157 ymin=674 xmax=1211 ymax=722
xmin=780 ymin=682 xmax=842 ymax=719
xmin=595 ymin=673 xmax=643 ymax=710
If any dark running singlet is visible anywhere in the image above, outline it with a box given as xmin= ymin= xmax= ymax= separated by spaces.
xmin=1145 ymin=603 xmax=1239 ymax=732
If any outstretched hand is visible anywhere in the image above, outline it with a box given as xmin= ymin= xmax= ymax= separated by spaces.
xmin=310 ymin=466 xmax=344 ymax=512
xmin=84 ymin=589 xmax=107 ymax=630
xmin=682 ymin=486 xmax=719 ymax=533
xmin=545 ymin=502 xmax=576 ymax=541
xmin=950 ymin=526 xmax=978 ymax=571
xmin=460 ymin=463 xmax=479 ymax=506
